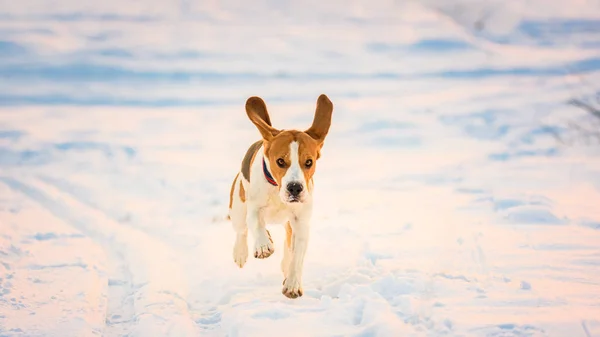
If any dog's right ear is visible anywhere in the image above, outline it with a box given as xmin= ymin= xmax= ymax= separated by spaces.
xmin=246 ymin=96 xmax=280 ymax=141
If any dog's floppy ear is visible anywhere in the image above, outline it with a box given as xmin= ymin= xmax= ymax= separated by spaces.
xmin=246 ymin=96 xmax=280 ymax=141
xmin=305 ymin=94 xmax=333 ymax=145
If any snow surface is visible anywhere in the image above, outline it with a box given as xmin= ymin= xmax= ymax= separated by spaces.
xmin=2 ymin=1 xmax=600 ymax=336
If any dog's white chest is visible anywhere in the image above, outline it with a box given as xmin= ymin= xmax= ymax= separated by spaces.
xmin=263 ymin=191 xmax=292 ymax=224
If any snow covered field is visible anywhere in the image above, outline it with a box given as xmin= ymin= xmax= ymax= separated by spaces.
xmin=1 ymin=1 xmax=600 ymax=336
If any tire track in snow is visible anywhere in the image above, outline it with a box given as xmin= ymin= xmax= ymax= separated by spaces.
xmin=33 ymin=176 xmax=139 ymax=335
xmin=104 ymin=249 xmax=136 ymax=336
xmin=37 ymin=175 xmax=178 ymax=249
xmin=0 ymin=176 xmax=200 ymax=337
xmin=38 ymin=175 xmax=227 ymax=334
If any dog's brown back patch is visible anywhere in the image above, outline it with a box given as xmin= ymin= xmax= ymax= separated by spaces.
xmin=229 ymin=172 xmax=239 ymax=209
xmin=241 ymin=140 xmax=263 ymax=181
xmin=239 ymin=179 xmax=246 ymax=202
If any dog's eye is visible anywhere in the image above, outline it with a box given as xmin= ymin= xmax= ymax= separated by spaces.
xmin=276 ymin=158 xmax=286 ymax=167
xmin=305 ymin=159 xmax=313 ymax=168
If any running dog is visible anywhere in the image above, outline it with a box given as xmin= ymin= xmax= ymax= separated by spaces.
xmin=228 ymin=94 xmax=333 ymax=299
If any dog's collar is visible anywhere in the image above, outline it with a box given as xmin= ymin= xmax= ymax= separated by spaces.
xmin=262 ymin=158 xmax=278 ymax=186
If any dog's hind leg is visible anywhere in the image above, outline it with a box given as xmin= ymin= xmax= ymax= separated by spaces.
xmin=230 ymin=174 xmax=249 ymax=268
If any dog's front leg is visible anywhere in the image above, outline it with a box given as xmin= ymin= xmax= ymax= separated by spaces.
xmin=282 ymin=216 xmax=310 ymax=299
xmin=247 ymin=205 xmax=274 ymax=259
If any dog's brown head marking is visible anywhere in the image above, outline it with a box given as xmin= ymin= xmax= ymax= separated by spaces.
xmin=245 ymin=94 xmax=333 ymax=203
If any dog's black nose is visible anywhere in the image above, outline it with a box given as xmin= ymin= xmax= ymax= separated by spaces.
xmin=287 ymin=182 xmax=303 ymax=197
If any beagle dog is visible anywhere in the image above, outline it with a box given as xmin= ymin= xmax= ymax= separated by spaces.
xmin=228 ymin=94 xmax=333 ymax=299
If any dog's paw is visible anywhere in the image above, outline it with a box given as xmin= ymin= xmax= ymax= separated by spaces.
xmin=253 ymin=230 xmax=274 ymax=259
xmin=282 ymin=276 xmax=303 ymax=299
xmin=233 ymin=236 xmax=248 ymax=268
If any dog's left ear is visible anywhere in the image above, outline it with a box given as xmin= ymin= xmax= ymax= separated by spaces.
xmin=305 ymin=94 xmax=333 ymax=145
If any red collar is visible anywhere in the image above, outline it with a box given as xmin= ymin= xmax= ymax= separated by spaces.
xmin=262 ymin=158 xmax=278 ymax=186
